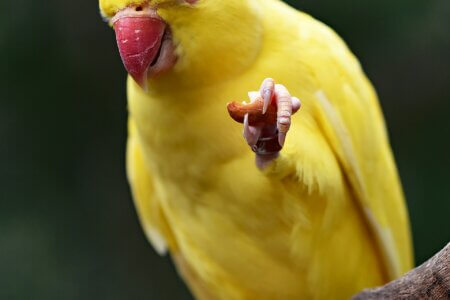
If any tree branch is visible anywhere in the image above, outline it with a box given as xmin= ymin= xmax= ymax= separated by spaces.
xmin=353 ymin=242 xmax=450 ymax=300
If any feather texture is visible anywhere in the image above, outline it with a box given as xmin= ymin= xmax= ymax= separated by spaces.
xmin=101 ymin=0 xmax=413 ymax=299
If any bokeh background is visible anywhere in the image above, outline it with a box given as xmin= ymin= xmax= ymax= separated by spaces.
xmin=1 ymin=0 xmax=449 ymax=299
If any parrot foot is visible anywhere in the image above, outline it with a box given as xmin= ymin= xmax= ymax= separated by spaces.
xmin=242 ymin=78 xmax=301 ymax=170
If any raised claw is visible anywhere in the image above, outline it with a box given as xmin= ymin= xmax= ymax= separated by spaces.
xmin=243 ymin=92 xmax=264 ymax=147
xmin=227 ymin=78 xmax=301 ymax=169
xmin=260 ymin=78 xmax=275 ymax=115
xmin=274 ymin=84 xmax=295 ymax=147
xmin=243 ymin=113 xmax=262 ymax=147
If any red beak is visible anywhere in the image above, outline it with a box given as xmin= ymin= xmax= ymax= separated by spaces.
xmin=114 ymin=17 xmax=166 ymax=89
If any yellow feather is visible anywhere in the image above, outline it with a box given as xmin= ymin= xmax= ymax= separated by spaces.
xmin=101 ymin=0 xmax=414 ymax=299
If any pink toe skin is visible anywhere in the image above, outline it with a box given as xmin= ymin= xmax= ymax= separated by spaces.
xmin=274 ymin=84 xmax=293 ymax=147
xmin=243 ymin=114 xmax=262 ymax=147
xmin=278 ymin=132 xmax=287 ymax=148
xmin=292 ymin=97 xmax=301 ymax=114
xmin=260 ymin=78 xmax=275 ymax=114
xmin=246 ymin=79 xmax=302 ymax=170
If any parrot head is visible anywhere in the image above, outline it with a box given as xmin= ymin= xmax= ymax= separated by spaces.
xmin=100 ymin=0 xmax=263 ymax=90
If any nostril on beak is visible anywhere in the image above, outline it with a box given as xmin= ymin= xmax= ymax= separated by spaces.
xmin=135 ymin=6 xmax=143 ymax=11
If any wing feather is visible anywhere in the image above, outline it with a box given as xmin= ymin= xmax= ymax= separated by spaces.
xmin=314 ymin=90 xmax=410 ymax=279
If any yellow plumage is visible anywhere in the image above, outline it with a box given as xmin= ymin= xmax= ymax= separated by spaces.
xmin=101 ymin=0 xmax=413 ymax=299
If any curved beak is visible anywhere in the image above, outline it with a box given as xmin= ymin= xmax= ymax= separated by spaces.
xmin=113 ymin=11 xmax=166 ymax=89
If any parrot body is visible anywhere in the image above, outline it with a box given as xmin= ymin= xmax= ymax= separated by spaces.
xmin=100 ymin=0 xmax=413 ymax=299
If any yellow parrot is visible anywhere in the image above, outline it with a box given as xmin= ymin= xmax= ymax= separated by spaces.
xmin=99 ymin=0 xmax=413 ymax=299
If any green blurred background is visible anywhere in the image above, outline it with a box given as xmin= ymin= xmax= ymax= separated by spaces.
xmin=1 ymin=0 xmax=449 ymax=299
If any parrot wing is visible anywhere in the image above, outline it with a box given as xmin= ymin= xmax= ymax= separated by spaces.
xmin=262 ymin=9 xmax=413 ymax=279
xmin=270 ymin=79 xmax=412 ymax=282
xmin=313 ymin=86 xmax=413 ymax=280
xmin=292 ymin=16 xmax=413 ymax=279
xmin=126 ymin=118 xmax=174 ymax=255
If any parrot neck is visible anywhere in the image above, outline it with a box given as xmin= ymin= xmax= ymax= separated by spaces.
xmin=145 ymin=0 xmax=265 ymax=91
xmin=128 ymin=78 xmax=248 ymax=183
xmin=126 ymin=0 xmax=289 ymax=181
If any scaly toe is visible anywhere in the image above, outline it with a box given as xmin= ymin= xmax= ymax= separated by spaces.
xmin=274 ymin=84 xmax=294 ymax=146
xmin=292 ymin=97 xmax=301 ymax=113
xmin=260 ymin=78 xmax=275 ymax=114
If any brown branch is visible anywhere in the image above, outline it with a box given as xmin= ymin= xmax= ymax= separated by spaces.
xmin=353 ymin=242 xmax=450 ymax=299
